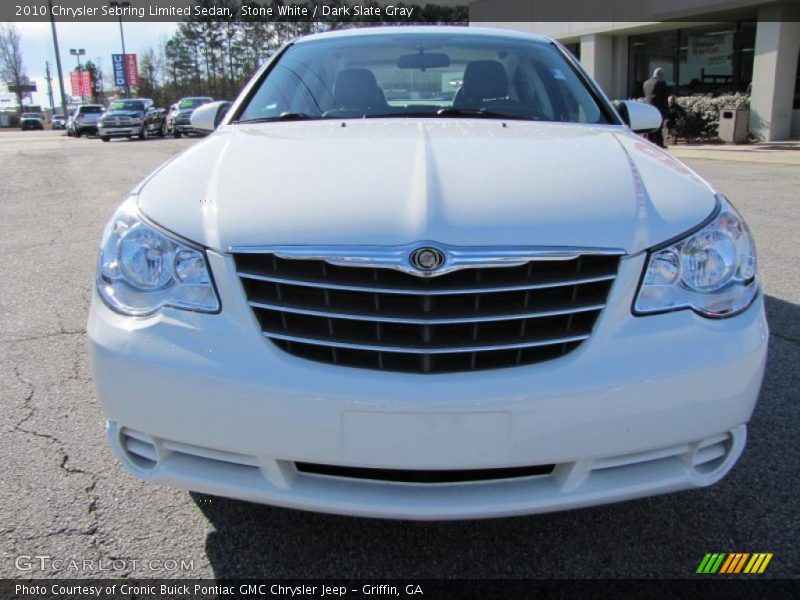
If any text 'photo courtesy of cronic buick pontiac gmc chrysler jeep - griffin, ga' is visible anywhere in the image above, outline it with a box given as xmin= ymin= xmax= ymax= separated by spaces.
xmin=88 ymin=27 xmax=767 ymax=520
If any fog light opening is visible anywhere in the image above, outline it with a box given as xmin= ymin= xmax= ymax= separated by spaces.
xmin=691 ymin=432 xmax=734 ymax=477
xmin=119 ymin=428 xmax=160 ymax=471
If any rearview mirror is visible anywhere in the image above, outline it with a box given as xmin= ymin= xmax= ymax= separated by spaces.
xmin=397 ymin=53 xmax=450 ymax=70
xmin=191 ymin=101 xmax=231 ymax=133
xmin=617 ymin=100 xmax=663 ymax=133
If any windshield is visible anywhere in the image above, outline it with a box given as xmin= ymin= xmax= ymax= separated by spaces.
xmin=110 ymin=100 xmax=145 ymax=112
xmin=179 ymin=98 xmax=211 ymax=109
xmin=80 ymin=106 xmax=104 ymax=113
xmin=238 ymin=33 xmax=612 ymax=124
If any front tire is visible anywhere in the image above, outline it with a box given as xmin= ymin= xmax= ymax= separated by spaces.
xmin=74 ymin=129 xmax=82 ymax=138
xmin=174 ymin=130 xmax=182 ymax=139
xmin=158 ymin=120 xmax=166 ymax=138
xmin=101 ymin=137 xmax=110 ymax=142
xmin=138 ymin=125 xmax=148 ymax=141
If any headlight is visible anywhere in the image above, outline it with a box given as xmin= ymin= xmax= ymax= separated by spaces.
xmin=96 ymin=197 xmax=220 ymax=316
xmin=634 ymin=195 xmax=758 ymax=318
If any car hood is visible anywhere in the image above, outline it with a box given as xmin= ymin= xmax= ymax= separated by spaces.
xmin=137 ymin=120 xmax=717 ymax=254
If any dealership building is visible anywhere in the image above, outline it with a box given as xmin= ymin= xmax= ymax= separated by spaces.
xmin=469 ymin=0 xmax=800 ymax=140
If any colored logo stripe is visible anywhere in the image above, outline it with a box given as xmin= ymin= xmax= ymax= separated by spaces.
xmin=697 ymin=553 xmax=726 ymax=574
xmin=744 ymin=553 xmax=773 ymax=574
xmin=697 ymin=553 xmax=773 ymax=574
xmin=719 ymin=553 xmax=749 ymax=573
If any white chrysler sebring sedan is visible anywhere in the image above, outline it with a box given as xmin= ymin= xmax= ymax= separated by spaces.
xmin=88 ymin=27 xmax=767 ymax=520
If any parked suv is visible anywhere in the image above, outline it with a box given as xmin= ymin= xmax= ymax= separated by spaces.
xmin=89 ymin=27 xmax=767 ymax=520
xmin=98 ymin=98 xmax=165 ymax=142
xmin=67 ymin=104 xmax=105 ymax=137
xmin=168 ymin=96 xmax=213 ymax=138
xmin=51 ymin=114 xmax=67 ymax=130
xmin=20 ymin=113 xmax=44 ymax=130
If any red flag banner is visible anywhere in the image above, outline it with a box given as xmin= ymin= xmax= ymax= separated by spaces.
xmin=69 ymin=71 xmax=93 ymax=97
xmin=125 ymin=54 xmax=139 ymax=88
xmin=69 ymin=71 xmax=80 ymax=97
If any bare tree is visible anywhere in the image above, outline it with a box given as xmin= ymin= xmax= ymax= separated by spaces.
xmin=0 ymin=23 xmax=26 ymax=115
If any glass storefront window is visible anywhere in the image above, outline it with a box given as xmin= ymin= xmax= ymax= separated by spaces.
xmin=628 ymin=22 xmax=755 ymax=98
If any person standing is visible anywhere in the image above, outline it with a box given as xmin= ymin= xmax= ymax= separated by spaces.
xmin=642 ymin=67 xmax=669 ymax=148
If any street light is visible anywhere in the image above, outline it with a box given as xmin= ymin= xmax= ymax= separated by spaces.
xmin=70 ymin=48 xmax=86 ymax=102
xmin=47 ymin=0 xmax=69 ymax=119
xmin=108 ymin=1 xmax=131 ymax=98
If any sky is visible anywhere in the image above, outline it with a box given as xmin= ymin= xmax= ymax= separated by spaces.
xmin=8 ymin=22 xmax=179 ymax=108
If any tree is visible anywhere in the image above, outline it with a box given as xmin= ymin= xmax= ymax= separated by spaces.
xmin=0 ymin=23 xmax=26 ymax=115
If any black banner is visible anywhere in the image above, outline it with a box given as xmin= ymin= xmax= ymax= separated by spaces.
xmin=2 ymin=579 xmax=799 ymax=600
xmin=5 ymin=0 xmax=799 ymax=23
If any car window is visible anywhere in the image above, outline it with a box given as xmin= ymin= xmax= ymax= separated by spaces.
xmin=80 ymin=106 xmax=104 ymax=114
xmin=110 ymin=100 xmax=145 ymax=112
xmin=22 ymin=113 xmax=40 ymax=118
xmin=179 ymin=98 xmax=211 ymax=109
xmin=238 ymin=33 xmax=612 ymax=124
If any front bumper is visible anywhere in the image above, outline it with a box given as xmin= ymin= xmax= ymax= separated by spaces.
xmin=98 ymin=126 xmax=140 ymax=137
xmin=88 ymin=252 xmax=768 ymax=519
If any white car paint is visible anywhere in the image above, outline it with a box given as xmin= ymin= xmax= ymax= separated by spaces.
xmin=138 ymin=120 xmax=716 ymax=253
xmin=89 ymin=26 xmax=767 ymax=520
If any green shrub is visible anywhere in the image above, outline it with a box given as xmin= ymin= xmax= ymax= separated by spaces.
xmin=675 ymin=94 xmax=750 ymax=136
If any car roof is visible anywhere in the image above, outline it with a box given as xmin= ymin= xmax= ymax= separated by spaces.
xmin=294 ymin=25 xmax=552 ymax=45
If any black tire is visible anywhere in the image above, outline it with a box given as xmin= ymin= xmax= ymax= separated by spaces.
xmin=101 ymin=137 xmax=110 ymax=142
xmin=138 ymin=125 xmax=148 ymax=141
xmin=74 ymin=129 xmax=82 ymax=138
xmin=174 ymin=130 xmax=182 ymax=139
xmin=158 ymin=120 xmax=166 ymax=138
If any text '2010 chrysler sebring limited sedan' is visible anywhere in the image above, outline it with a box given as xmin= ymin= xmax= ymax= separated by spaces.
xmin=88 ymin=27 xmax=767 ymax=520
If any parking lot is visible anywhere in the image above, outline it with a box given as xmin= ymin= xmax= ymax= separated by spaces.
xmin=0 ymin=129 xmax=797 ymax=579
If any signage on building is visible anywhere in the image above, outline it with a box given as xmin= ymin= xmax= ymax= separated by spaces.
xmin=688 ymin=33 xmax=733 ymax=69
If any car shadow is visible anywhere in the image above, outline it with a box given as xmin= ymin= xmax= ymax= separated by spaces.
xmin=193 ymin=294 xmax=798 ymax=578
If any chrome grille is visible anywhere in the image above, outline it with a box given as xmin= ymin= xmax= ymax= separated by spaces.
xmin=234 ymin=251 xmax=620 ymax=374
xmin=103 ymin=116 xmax=133 ymax=127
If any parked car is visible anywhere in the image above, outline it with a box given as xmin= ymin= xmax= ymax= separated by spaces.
xmin=89 ymin=27 xmax=766 ymax=520
xmin=98 ymin=98 xmax=166 ymax=142
xmin=167 ymin=96 xmax=213 ymax=138
xmin=67 ymin=104 xmax=105 ymax=137
xmin=51 ymin=114 xmax=67 ymax=130
xmin=20 ymin=113 xmax=44 ymax=130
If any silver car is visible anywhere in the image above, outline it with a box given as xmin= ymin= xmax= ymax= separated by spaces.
xmin=67 ymin=104 xmax=105 ymax=137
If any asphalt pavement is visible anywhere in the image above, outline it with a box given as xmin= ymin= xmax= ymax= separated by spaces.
xmin=0 ymin=130 xmax=797 ymax=579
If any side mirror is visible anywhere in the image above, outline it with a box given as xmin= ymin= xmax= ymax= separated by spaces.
xmin=191 ymin=101 xmax=231 ymax=133
xmin=617 ymin=100 xmax=663 ymax=133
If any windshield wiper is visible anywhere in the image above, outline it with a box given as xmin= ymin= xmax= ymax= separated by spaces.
xmin=237 ymin=112 xmax=323 ymax=124
xmin=435 ymin=107 xmax=537 ymax=121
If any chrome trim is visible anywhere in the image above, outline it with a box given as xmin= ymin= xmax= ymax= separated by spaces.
xmin=230 ymin=242 xmax=626 ymax=278
xmin=248 ymin=300 xmax=606 ymax=325
xmin=237 ymin=271 xmax=617 ymax=295
xmin=262 ymin=331 xmax=590 ymax=354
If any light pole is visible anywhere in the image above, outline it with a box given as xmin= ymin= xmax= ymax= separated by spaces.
xmin=70 ymin=48 xmax=86 ymax=102
xmin=47 ymin=0 xmax=69 ymax=119
xmin=109 ymin=1 xmax=131 ymax=98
